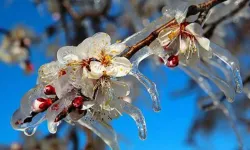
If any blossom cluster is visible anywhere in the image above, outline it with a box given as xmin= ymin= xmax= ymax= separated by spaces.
xmin=11 ymin=33 xmax=146 ymax=149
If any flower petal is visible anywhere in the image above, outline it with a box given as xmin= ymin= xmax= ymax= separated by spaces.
xmin=76 ymin=36 xmax=93 ymax=59
xmin=106 ymin=43 xmax=126 ymax=56
xmin=107 ymin=57 xmax=132 ymax=77
xmin=88 ymin=61 xmax=105 ymax=79
xmin=185 ymin=23 xmax=203 ymax=36
xmin=111 ymin=80 xmax=130 ymax=97
xmin=57 ymin=46 xmax=79 ymax=64
xmin=87 ymin=33 xmax=111 ymax=59
xmin=196 ymin=36 xmax=211 ymax=52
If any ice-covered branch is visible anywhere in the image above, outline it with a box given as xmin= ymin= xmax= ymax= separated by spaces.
xmin=121 ymin=0 xmax=229 ymax=59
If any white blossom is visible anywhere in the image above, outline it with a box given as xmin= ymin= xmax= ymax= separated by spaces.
xmin=57 ymin=32 xmax=132 ymax=79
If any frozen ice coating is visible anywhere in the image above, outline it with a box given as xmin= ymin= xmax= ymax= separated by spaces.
xmin=210 ymin=43 xmax=243 ymax=93
xmin=46 ymin=100 xmax=64 ymax=134
xmin=38 ymin=61 xmax=62 ymax=85
xmin=194 ymin=61 xmax=235 ymax=102
xmin=122 ymin=16 xmax=172 ymax=46
xmin=202 ymin=57 xmax=232 ymax=82
xmin=20 ymin=84 xmax=45 ymax=116
xmin=11 ymin=109 xmax=45 ymax=134
xmin=78 ymin=112 xmax=119 ymax=150
xmin=128 ymin=47 xmax=161 ymax=112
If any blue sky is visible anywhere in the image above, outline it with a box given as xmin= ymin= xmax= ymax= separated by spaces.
xmin=0 ymin=1 xmax=240 ymax=150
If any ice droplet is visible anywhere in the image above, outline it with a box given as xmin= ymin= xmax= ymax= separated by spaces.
xmin=24 ymin=127 xmax=37 ymax=136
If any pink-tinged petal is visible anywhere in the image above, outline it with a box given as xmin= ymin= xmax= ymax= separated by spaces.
xmin=107 ymin=57 xmax=132 ymax=77
xmin=106 ymin=43 xmax=126 ymax=56
xmin=87 ymin=33 xmax=111 ymax=59
xmin=88 ymin=61 xmax=105 ymax=79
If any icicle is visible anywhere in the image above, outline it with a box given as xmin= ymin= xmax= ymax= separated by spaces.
xmin=118 ymin=99 xmax=147 ymax=140
xmin=125 ymin=46 xmax=161 ymax=112
xmin=77 ymin=111 xmax=120 ymax=150
xmin=211 ymin=43 xmax=243 ymax=93
xmin=202 ymin=57 xmax=231 ymax=82
xmin=179 ymin=65 xmax=220 ymax=107
xmin=192 ymin=61 xmax=235 ymax=102
xmin=130 ymin=69 xmax=161 ymax=112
